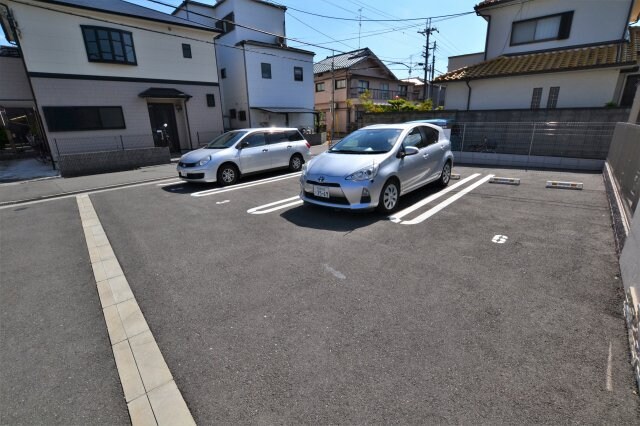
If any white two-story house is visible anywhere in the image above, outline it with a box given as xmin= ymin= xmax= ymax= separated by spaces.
xmin=435 ymin=0 xmax=640 ymax=111
xmin=0 ymin=0 xmax=224 ymax=158
xmin=173 ymin=0 xmax=316 ymax=130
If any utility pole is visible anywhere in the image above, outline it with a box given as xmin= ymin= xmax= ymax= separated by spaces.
xmin=358 ymin=8 xmax=363 ymax=49
xmin=330 ymin=50 xmax=335 ymax=144
xmin=430 ymin=40 xmax=437 ymax=101
xmin=418 ymin=18 xmax=437 ymax=102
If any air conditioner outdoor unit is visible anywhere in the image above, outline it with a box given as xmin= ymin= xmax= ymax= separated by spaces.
xmin=276 ymin=36 xmax=286 ymax=46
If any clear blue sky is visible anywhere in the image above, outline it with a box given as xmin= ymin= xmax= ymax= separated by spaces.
xmin=0 ymin=0 xmax=488 ymax=79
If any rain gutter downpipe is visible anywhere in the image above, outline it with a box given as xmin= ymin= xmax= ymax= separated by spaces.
xmin=465 ymin=79 xmax=473 ymax=111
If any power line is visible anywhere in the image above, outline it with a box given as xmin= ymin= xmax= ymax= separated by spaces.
xmin=267 ymin=3 xmax=474 ymax=22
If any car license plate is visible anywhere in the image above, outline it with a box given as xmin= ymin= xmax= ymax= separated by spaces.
xmin=314 ymin=185 xmax=330 ymax=198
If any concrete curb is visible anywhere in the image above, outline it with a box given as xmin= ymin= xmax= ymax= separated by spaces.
xmin=76 ymin=195 xmax=195 ymax=425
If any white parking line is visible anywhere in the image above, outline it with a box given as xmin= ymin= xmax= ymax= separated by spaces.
xmin=191 ymin=172 xmax=301 ymax=198
xmin=400 ymin=174 xmax=494 ymax=225
xmin=247 ymin=196 xmax=302 ymax=214
xmin=389 ymin=174 xmax=481 ymax=223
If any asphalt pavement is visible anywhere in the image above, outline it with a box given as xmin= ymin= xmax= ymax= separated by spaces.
xmin=0 ymin=199 xmax=129 ymax=425
xmin=1 ymin=161 xmax=638 ymax=423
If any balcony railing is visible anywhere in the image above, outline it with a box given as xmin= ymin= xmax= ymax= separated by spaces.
xmin=349 ymin=87 xmax=418 ymax=101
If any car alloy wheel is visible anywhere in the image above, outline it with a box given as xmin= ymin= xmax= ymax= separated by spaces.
xmin=439 ymin=162 xmax=451 ymax=187
xmin=289 ymin=154 xmax=303 ymax=172
xmin=377 ymin=180 xmax=399 ymax=213
xmin=218 ymin=164 xmax=238 ymax=186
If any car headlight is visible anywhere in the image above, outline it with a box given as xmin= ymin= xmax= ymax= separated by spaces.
xmin=345 ymin=164 xmax=379 ymax=181
xmin=197 ymin=155 xmax=211 ymax=166
xmin=301 ymin=162 xmax=307 ymax=177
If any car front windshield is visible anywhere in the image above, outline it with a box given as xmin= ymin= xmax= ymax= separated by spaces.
xmin=329 ymin=128 xmax=402 ymax=154
xmin=204 ymin=131 xmax=248 ymax=149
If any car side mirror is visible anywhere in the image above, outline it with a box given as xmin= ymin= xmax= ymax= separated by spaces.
xmin=398 ymin=146 xmax=419 ymax=158
xmin=238 ymin=141 xmax=249 ymax=149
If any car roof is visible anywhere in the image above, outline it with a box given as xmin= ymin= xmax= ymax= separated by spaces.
xmin=362 ymin=123 xmax=441 ymax=131
xmin=232 ymin=127 xmax=301 ymax=132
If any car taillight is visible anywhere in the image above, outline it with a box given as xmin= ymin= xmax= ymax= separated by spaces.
xmin=305 ymin=142 xmax=311 ymax=149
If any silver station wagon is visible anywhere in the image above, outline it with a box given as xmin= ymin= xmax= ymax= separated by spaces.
xmin=177 ymin=128 xmax=311 ymax=184
xmin=300 ymin=123 xmax=454 ymax=213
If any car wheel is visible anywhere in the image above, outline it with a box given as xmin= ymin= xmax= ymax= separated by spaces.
xmin=289 ymin=154 xmax=303 ymax=172
xmin=217 ymin=163 xmax=238 ymax=186
xmin=438 ymin=161 xmax=452 ymax=187
xmin=377 ymin=179 xmax=400 ymax=213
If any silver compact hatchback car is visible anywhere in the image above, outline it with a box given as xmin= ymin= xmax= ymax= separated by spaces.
xmin=300 ymin=123 xmax=454 ymax=213
xmin=177 ymin=128 xmax=311 ymax=184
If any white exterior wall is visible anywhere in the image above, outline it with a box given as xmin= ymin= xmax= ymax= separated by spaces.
xmin=448 ymin=53 xmax=485 ymax=72
xmin=217 ymin=44 xmax=250 ymax=129
xmin=8 ymin=0 xmax=219 ymax=83
xmin=227 ymin=0 xmax=285 ymax=44
xmin=244 ymin=45 xmax=314 ymax=116
xmin=444 ymin=68 xmax=622 ymax=110
xmin=483 ymin=0 xmax=633 ymax=59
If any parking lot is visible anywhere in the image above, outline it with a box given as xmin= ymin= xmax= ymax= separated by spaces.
xmin=2 ymin=164 xmax=638 ymax=424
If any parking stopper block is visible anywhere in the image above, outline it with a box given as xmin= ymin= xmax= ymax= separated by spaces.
xmin=546 ymin=181 xmax=583 ymax=190
xmin=450 ymin=173 xmax=461 ymax=180
xmin=489 ymin=176 xmax=520 ymax=185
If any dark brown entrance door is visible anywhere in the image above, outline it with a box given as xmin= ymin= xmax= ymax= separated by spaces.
xmin=147 ymin=103 xmax=180 ymax=153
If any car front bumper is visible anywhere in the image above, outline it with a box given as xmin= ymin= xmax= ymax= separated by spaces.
xmin=299 ymin=173 xmax=385 ymax=210
xmin=176 ymin=164 xmax=217 ymax=183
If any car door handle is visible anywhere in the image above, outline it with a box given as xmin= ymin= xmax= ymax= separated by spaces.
xmin=423 ymin=154 xmax=429 ymax=159
xmin=262 ymin=149 xmax=269 ymax=152
xmin=287 ymin=145 xmax=292 ymax=149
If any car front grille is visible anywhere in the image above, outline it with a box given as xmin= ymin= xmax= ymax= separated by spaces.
xmin=183 ymin=172 xmax=204 ymax=179
xmin=306 ymin=180 xmax=341 ymax=187
xmin=179 ymin=162 xmax=197 ymax=168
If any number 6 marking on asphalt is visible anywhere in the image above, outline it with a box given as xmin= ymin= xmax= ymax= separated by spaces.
xmin=492 ymin=235 xmax=508 ymax=244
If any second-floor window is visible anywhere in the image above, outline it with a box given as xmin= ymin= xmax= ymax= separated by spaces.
xmin=81 ymin=26 xmax=136 ymax=65
xmin=216 ymin=12 xmax=235 ymax=34
xmin=261 ymin=63 xmax=272 ymax=79
xmin=399 ymin=85 xmax=408 ymax=96
xmin=294 ymin=66 xmax=303 ymax=81
xmin=315 ymin=82 xmax=325 ymax=92
xmin=511 ymin=12 xmax=573 ymax=46
xmin=358 ymin=80 xmax=370 ymax=94
xmin=335 ymin=79 xmax=346 ymax=89
xmin=182 ymin=44 xmax=192 ymax=58
xmin=547 ymin=87 xmax=560 ymax=109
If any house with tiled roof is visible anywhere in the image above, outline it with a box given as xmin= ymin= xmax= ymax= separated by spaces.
xmin=434 ymin=0 xmax=640 ymax=111
xmin=313 ymin=48 xmax=416 ymax=135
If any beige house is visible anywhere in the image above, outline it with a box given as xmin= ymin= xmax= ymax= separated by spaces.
xmin=314 ymin=48 xmax=414 ymax=135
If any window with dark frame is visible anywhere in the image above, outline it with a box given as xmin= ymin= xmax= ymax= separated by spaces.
xmin=238 ymin=110 xmax=247 ymax=121
xmin=215 ymin=12 xmax=235 ymax=34
xmin=547 ymin=86 xmax=560 ymax=109
xmin=315 ymin=82 xmax=325 ymax=92
xmin=81 ymin=26 xmax=136 ymax=65
xmin=531 ymin=87 xmax=543 ymax=109
xmin=261 ymin=63 xmax=272 ymax=79
xmin=620 ymin=75 xmax=640 ymax=107
xmin=43 ymin=106 xmax=125 ymax=132
xmin=335 ymin=79 xmax=346 ymax=89
xmin=182 ymin=43 xmax=192 ymax=58
xmin=511 ymin=11 xmax=573 ymax=46
xmin=206 ymin=94 xmax=215 ymax=107
xmin=229 ymin=109 xmax=237 ymax=119
xmin=220 ymin=68 xmax=227 ymax=78
xmin=294 ymin=66 xmax=303 ymax=81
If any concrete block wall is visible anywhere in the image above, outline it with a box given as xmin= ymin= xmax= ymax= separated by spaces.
xmin=57 ymin=147 xmax=170 ymax=177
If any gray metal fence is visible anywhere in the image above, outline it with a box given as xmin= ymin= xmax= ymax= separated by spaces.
xmin=53 ymin=133 xmax=155 ymax=156
xmin=451 ymin=122 xmax=617 ymax=160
